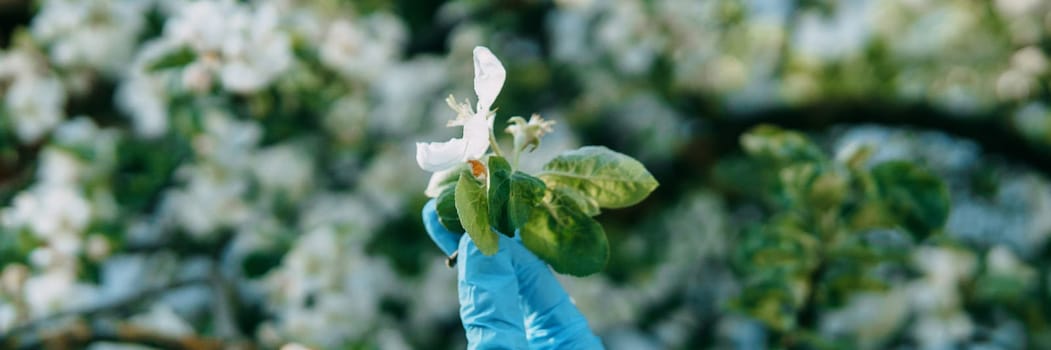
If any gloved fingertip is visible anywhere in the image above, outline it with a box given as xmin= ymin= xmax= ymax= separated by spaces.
xmin=504 ymin=238 xmax=601 ymax=348
xmin=422 ymin=199 xmax=460 ymax=256
xmin=454 ymin=234 xmax=531 ymax=349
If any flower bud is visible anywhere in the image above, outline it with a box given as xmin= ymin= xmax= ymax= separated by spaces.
xmin=505 ymin=114 xmax=556 ymax=153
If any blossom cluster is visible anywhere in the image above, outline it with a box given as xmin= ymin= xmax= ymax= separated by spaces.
xmin=0 ymin=1 xmax=458 ymax=348
xmin=0 ymin=0 xmax=1050 ymax=349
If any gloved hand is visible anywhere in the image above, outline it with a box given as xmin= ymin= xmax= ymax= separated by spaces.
xmin=422 ymin=199 xmax=605 ymax=350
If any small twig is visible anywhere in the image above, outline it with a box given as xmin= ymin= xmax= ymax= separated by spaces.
xmin=8 ymin=318 xmax=231 ymax=350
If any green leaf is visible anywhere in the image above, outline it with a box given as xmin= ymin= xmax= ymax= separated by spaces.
xmin=539 ymin=146 xmax=658 ymax=209
xmin=870 ymin=161 xmax=950 ymax=238
xmin=436 ymin=183 xmax=465 ymax=233
xmin=973 ymin=275 xmax=1029 ymax=303
xmin=242 ymin=249 xmax=288 ymax=278
xmin=741 ymin=125 xmax=824 ymax=164
xmin=733 ymin=276 xmax=802 ymax=331
xmin=548 ymin=186 xmax=599 ymax=216
xmin=456 ymin=171 xmax=499 ymax=255
xmin=734 ymin=220 xmax=819 ymax=276
xmin=779 ymin=163 xmax=848 ymax=211
xmin=508 ymin=172 xmax=546 ymax=230
xmin=805 ymin=167 xmax=848 ymax=211
xmin=488 ymin=156 xmax=514 ymax=236
xmin=521 ymin=197 xmax=609 ymax=276
xmin=147 ymin=46 xmax=197 ymax=71
xmin=0 ymin=228 xmax=37 ymax=266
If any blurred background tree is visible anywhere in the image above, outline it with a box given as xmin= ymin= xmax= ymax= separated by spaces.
xmin=1 ymin=0 xmax=1050 ymax=349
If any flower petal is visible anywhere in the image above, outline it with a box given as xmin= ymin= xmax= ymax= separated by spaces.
xmin=462 ymin=113 xmax=491 ymax=160
xmin=416 ymin=139 xmax=468 ymax=172
xmin=473 ymin=46 xmax=505 ymax=114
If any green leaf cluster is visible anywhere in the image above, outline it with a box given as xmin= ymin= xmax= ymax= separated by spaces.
xmin=146 ymin=46 xmax=197 ymax=71
xmin=431 ymin=146 xmax=658 ymax=276
xmin=728 ymin=125 xmax=951 ymax=335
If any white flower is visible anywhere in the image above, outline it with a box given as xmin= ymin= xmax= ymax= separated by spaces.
xmin=117 ymin=41 xmax=174 ymax=138
xmin=252 ymin=143 xmax=314 ymax=200
xmin=164 ymin=1 xmax=231 ymax=53
xmin=117 ymin=74 xmax=169 ymax=137
xmin=3 ymin=184 xmax=91 ymax=245
xmin=163 ymin=112 xmax=259 ymax=237
xmin=37 ymin=148 xmax=83 ymax=186
xmin=264 ymin=226 xmax=397 ymax=346
xmin=30 ymin=0 xmax=147 ymax=76
xmin=182 ymin=60 xmax=215 ymax=93
xmin=23 ymin=270 xmax=97 ymax=318
xmin=506 ymin=114 xmax=556 ymax=152
xmin=362 ymin=147 xmax=425 ymax=215
xmin=820 ymin=291 xmax=908 ymax=348
xmin=166 ymin=165 xmax=250 ymax=238
xmin=162 ymin=0 xmax=292 ymax=93
xmin=913 ymin=311 xmax=974 ymax=349
xmin=323 ymin=95 xmax=369 ymax=144
xmin=215 ymin=4 xmax=292 ymax=93
xmin=5 ymin=73 xmax=66 ymax=143
xmin=415 ymin=46 xmax=505 ymax=172
xmin=986 ymin=245 xmax=1036 ymax=282
xmin=370 ymin=57 xmax=448 ymax=135
xmin=85 ymin=234 xmax=112 ymax=262
xmin=1 ymin=264 xmax=29 ymax=296
xmin=319 ymin=15 xmax=407 ymax=82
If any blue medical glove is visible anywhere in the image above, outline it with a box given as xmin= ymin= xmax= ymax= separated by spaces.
xmin=422 ymin=199 xmax=605 ymax=350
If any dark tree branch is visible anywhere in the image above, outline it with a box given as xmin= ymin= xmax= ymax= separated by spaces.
xmin=9 ymin=319 xmax=233 ymax=350
xmin=124 ymin=230 xmax=235 ymax=259
xmin=590 ymin=100 xmax=1049 ymax=229
xmin=696 ymin=102 xmax=1044 ymax=173
xmin=0 ymin=277 xmax=208 ymax=346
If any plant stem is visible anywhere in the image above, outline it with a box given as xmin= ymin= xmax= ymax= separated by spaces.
xmin=512 ymin=146 xmax=522 ymax=170
xmin=489 ymin=129 xmax=505 ymax=158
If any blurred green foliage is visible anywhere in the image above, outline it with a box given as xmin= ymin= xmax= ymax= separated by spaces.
xmin=730 ymin=126 xmax=948 ymax=343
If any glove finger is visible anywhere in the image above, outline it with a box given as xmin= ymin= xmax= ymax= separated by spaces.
xmin=457 ymin=233 xmax=530 ymax=349
xmin=507 ymin=237 xmax=604 ymax=349
xmin=421 ymin=199 xmax=460 ymax=256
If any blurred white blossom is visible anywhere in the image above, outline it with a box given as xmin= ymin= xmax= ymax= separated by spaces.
xmin=163 ymin=111 xmax=260 ymax=237
xmin=1 ymin=50 xmax=67 ymax=143
xmin=320 ymin=14 xmax=407 ymax=82
xmin=159 ymin=0 xmax=292 ymax=93
xmin=821 ymin=291 xmax=909 ymax=349
xmin=252 ymin=143 xmax=315 ymax=201
xmin=264 ymin=226 xmax=397 ymax=347
xmin=3 ymin=150 xmax=92 ymax=257
xmin=118 ymin=41 xmax=176 ymax=138
xmin=165 ymin=163 xmax=251 ymax=238
xmin=370 ymin=57 xmax=447 ymax=135
xmin=22 ymin=270 xmax=97 ymax=319
xmin=30 ymin=0 xmax=148 ymax=76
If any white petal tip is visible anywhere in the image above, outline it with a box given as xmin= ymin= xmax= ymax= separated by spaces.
xmin=473 ymin=46 xmax=505 ymax=114
xmin=416 ymin=139 xmax=469 ymax=172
